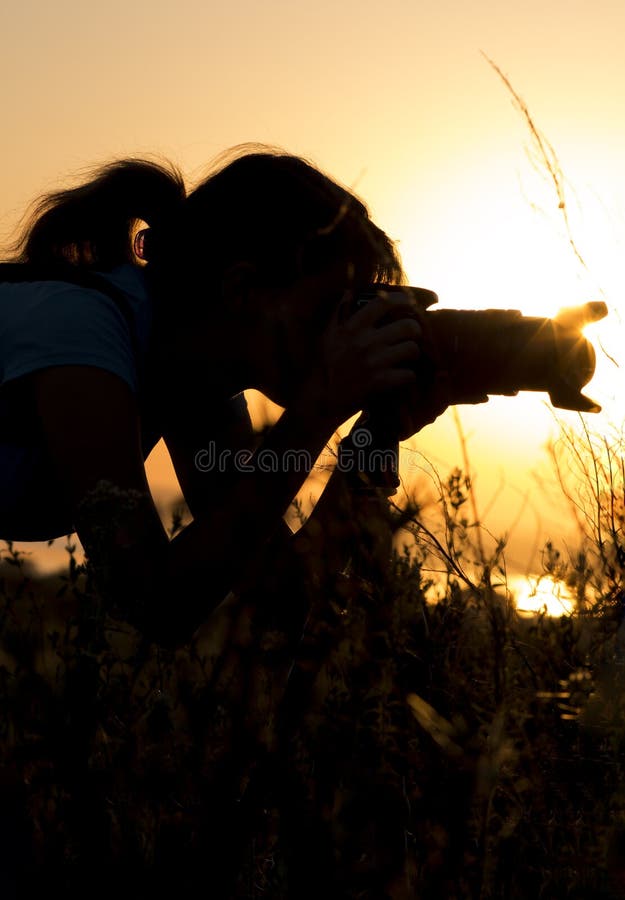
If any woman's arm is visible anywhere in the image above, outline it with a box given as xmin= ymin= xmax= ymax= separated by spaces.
xmin=31 ymin=365 xmax=347 ymax=644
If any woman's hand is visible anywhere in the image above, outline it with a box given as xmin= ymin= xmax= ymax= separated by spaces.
xmin=298 ymin=288 xmax=426 ymax=429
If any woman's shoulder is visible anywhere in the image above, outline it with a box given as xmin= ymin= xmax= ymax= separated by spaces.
xmin=0 ymin=261 xmax=148 ymax=301
xmin=0 ymin=263 xmax=148 ymax=319
xmin=96 ymin=263 xmax=149 ymax=305
xmin=0 ymin=264 xmax=150 ymax=394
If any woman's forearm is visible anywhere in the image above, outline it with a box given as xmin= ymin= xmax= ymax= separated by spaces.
xmin=165 ymin=403 xmax=341 ymax=597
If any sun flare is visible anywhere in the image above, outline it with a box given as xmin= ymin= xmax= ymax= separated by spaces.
xmin=509 ymin=574 xmax=575 ymax=617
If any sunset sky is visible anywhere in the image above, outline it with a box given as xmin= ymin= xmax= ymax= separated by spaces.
xmin=2 ymin=0 xmax=625 ymax=576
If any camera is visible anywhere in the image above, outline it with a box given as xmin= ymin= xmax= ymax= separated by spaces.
xmin=357 ymin=284 xmax=606 ymax=414
xmin=350 ymin=285 xmax=607 ymax=493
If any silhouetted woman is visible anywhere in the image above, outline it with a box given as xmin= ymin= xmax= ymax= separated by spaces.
xmin=0 ymin=145 xmax=437 ymax=643
xmin=0 ymin=145 xmax=456 ymax=899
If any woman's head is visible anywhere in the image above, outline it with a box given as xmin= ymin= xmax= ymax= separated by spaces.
xmin=162 ymin=145 xmax=405 ymax=296
xmin=151 ymin=146 xmax=407 ymax=401
xmin=9 ymin=158 xmax=186 ymax=269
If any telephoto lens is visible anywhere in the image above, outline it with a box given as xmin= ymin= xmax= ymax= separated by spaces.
xmin=352 ymin=286 xmax=607 ymax=495
xmin=357 ymin=285 xmax=606 ymax=413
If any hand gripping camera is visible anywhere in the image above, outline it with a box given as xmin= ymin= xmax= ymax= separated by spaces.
xmin=349 ymin=285 xmax=608 ymax=494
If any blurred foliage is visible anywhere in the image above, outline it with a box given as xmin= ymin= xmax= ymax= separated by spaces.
xmin=1 ymin=450 xmax=625 ymax=900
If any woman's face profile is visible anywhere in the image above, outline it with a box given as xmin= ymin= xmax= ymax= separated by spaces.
xmin=246 ymin=261 xmax=361 ymax=407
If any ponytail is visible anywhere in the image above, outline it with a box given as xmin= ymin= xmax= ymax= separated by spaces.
xmin=10 ymin=158 xmax=186 ymax=270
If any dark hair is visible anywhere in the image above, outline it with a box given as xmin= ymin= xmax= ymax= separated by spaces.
xmin=9 ymin=158 xmax=186 ymax=270
xmin=9 ymin=145 xmax=404 ymax=300
xmin=160 ymin=145 xmax=405 ymax=295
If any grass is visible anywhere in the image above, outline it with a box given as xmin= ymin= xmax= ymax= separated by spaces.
xmin=1 ymin=430 xmax=625 ymax=899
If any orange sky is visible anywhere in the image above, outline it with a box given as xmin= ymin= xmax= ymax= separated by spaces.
xmin=2 ymin=0 xmax=625 ymax=575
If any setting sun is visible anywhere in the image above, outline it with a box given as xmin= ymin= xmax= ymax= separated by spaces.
xmin=509 ymin=574 xmax=576 ymax=617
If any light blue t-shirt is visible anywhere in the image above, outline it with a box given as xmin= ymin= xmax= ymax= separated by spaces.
xmin=0 ymin=265 xmax=155 ymax=541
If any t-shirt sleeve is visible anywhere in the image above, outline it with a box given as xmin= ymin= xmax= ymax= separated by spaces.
xmin=0 ymin=280 xmax=138 ymax=393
